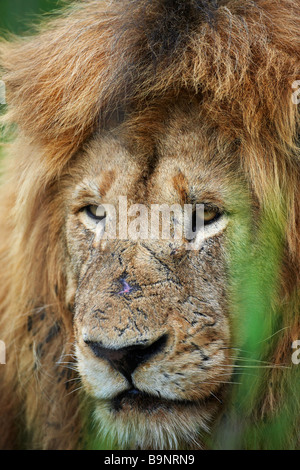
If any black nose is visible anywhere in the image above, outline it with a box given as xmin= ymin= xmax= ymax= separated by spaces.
xmin=85 ymin=334 xmax=168 ymax=382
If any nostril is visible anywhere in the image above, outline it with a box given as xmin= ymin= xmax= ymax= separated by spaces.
xmin=133 ymin=334 xmax=168 ymax=365
xmin=84 ymin=334 xmax=168 ymax=381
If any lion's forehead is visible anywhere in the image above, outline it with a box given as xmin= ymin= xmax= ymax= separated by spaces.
xmin=67 ymin=103 xmax=239 ymax=207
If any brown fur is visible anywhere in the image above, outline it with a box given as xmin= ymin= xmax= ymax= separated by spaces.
xmin=0 ymin=0 xmax=299 ymax=449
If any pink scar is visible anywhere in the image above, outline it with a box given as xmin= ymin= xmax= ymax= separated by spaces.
xmin=118 ymin=279 xmax=133 ymax=295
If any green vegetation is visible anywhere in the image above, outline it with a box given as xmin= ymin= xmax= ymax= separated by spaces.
xmin=208 ymin=202 xmax=295 ymax=449
xmin=0 ymin=0 xmax=63 ymax=35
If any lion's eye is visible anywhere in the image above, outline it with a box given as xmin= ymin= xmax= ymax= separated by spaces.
xmin=203 ymin=208 xmax=220 ymax=224
xmin=191 ymin=206 xmax=221 ymax=233
xmin=84 ymin=205 xmax=107 ymax=222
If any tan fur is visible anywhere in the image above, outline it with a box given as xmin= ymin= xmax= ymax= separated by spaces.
xmin=0 ymin=0 xmax=299 ymax=449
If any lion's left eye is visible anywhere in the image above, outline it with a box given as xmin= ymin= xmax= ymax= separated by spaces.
xmin=192 ymin=206 xmax=221 ymax=232
xmin=203 ymin=208 xmax=221 ymax=224
xmin=84 ymin=205 xmax=107 ymax=222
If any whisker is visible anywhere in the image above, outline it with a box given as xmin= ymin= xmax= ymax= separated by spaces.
xmin=56 ymin=362 xmax=78 ymax=373
xmin=65 ymin=377 xmax=81 ymax=384
xmin=228 ymin=356 xmax=283 ymax=365
xmin=200 ymin=380 xmax=242 ymax=385
xmin=66 ymin=385 xmax=84 ymax=396
xmin=220 ymin=364 xmax=289 ymax=369
xmin=210 ymin=392 xmax=223 ymax=404
xmin=257 ymin=326 xmax=290 ymax=344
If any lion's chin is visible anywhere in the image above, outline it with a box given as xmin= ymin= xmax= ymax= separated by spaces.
xmin=92 ymin=389 xmax=219 ymax=450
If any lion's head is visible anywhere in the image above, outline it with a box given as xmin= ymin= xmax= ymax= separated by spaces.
xmin=0 ymin=0 xmax=299 ymax=450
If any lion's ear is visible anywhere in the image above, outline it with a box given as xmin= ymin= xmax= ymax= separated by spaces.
xmin=0 ymin=3 xmax=124 ymax=171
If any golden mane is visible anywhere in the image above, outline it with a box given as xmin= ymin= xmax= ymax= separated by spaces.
xmin=0 ymin=0 xmax=299 ymax=449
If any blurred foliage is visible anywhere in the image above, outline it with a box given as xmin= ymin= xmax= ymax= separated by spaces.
xmin=207 ymin=200 xmax=296 ymax=450
xmin=0 ymin=0 xmax=63 ymax=35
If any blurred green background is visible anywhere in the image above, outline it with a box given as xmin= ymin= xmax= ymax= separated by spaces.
xmin=0 ymin=0 xmax=62 ymax=35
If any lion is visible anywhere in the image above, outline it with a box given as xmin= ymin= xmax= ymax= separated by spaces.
xmin=0 ymin=0 xmax=299 ymax=450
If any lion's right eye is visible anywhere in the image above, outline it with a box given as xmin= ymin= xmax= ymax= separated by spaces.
xmin=84 ymin=205 xmax=107 ymax=222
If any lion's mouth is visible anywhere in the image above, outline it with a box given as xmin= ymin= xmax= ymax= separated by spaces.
xmin=111 ymin=388 xmax=197 ymax=413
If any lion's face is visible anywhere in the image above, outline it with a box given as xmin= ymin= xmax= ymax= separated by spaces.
xmin=63 ymin=108 xmax=246 ymax=449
